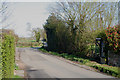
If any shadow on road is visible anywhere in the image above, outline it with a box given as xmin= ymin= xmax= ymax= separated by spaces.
xmin=25 ymin=65 xmax=51 ymax=79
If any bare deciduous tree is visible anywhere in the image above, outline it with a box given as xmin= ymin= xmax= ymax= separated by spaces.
xmin=0 ymin=1 xmax=12 ymax=28
xmin=45 ymin=2 xmax=118 ymax=55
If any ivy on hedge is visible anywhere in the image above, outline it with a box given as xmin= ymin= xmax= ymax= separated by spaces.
xmin=1 ymin=34 xmax=15 ymax=78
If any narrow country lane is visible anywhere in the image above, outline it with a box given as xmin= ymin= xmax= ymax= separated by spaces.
xmin=17 ymin=48 xmax=114 ymax=79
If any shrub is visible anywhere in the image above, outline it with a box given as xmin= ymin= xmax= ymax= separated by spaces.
xmin=105 ymin=25 xmax=120 ymax=54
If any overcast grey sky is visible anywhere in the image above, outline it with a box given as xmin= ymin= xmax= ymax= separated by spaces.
xmin=2 ymin=0 xmax=119 ymax=37
xmin=8 ymin=2 xmax=55 ymax=37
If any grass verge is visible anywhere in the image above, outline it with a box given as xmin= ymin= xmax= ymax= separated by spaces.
xmin=13 ymin=75 xmax=25 ymax=80
xmin=39 ymin=47 xmax=120 ymax=78
xmin=15 ymin=64 xmax=19 ymax=70
xmin=13 ymin=75 xmax=22 ymax=78
xmin=13 ymin=64 xmax=24 ymax=79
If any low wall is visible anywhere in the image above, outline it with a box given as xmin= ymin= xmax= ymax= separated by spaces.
xmin=108 ymin=51 xmax=120 ymax=67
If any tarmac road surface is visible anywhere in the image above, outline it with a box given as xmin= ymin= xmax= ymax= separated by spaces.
xmin=18 ymin=48 xmax=114 ymax=79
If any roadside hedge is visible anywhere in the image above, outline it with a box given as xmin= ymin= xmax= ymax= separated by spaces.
xmin=0 ymin=39 xmax=2 ymax=79
xmin=1 ymin=34 xmax=15 ymax=78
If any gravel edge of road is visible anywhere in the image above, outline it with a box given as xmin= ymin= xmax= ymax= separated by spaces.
xmin=15 ymin=48 xmax=29 ymax=79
